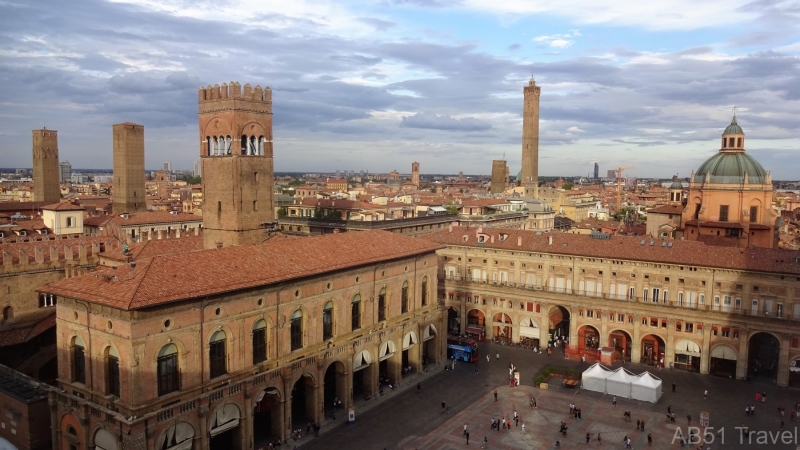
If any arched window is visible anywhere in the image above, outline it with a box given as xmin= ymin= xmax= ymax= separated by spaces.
xmin=72 ymin=336 xmax=86 ymax=384
xmin=421 ymin=276 xmax=428 ymax=307
xmin=225 ymin=136 xmax=231 ymax=155
xmin=258 ymin=136 xmax=265 ymax=155
xmin=323 ymin=301 xmax=334 ymax=340
xmin=378 ymin=288 xmax=387 ymax=322
xmin=209 ymin=331 xmax=227 ymax=379
xmin=252 ymin=320 xmax=267 ymax=365
xmin=206 ymin=137 xmax=212 ymax=156
xmin=157 ymin=344 xmax=179 ymax=396
xmin=2 ymin=306 xmax=13 ymax=322
xmin=352 ymin=294 xmax=362 ymax=331
xmin=241 ymin=135 xmax=248 ymax=155
xmin=401 ymin=282 xmax=409 ymax=313
xmin=291 ymin=310 xmax=303 ymax=351
xmin=106 ymin=346 xmax=120 ymax=397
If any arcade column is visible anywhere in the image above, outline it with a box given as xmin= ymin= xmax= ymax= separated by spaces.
xmin=665 ymin=319 xmax=676 ymax=367
xmin=700 ymin=322 xmax=711 ymax=375
xmin=631 ymin=316 xmax=641 ymax=364
xmin=568 ymin=307 xmax=578 ymax=348
xmin=735 ymin=328 xmax=749 ymax=380
xmin=778 ymin=333 xmax=791 ymax=387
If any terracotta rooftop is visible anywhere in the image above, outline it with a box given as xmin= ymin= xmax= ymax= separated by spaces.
xmin=420 ymin=226 xmax=800 ymax=276
xmin=647 ymin=204 xmax=684 ymax=215
xmin=87 ymin=211 xmax=202 ymax=227
xmin=42 ymin=230 xmax=443 ymax=311
xmin=41 ymin=201 xmax=85 ymax=212
xmin=0 ymin=314 xmax=55 ymax=347
xmin=100 ymin=235 xmax=205 ymax=263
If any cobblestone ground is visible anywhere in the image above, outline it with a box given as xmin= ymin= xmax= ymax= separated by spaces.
xmin=299 ymin=342 xmax=800 ymax=450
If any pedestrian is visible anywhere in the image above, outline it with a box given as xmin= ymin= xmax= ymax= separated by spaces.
xmin=704 ymin=389 xmax=708 ymax=400
xmin=623 ymin=436 xmax=628 ymax=449
xmin=475 ymin=363 xmax=479 ymax=375
xmin=626 ymin=437 xmax=631 ymax=449
xmin=672 ymin=382 xmax=676 ymax=393
xmin=640 ymin=420 xmax=645 ymax=431
xmin=636 ymin=419 xmax=640 ymax=429
xmin=687 ymin=414 xmax=692 ymax=425
xmin=530 ymin=397 xmax=535 ymax=409
xmin=578 ymin=408 xmax=582 ymax=420
xmin=597 ymin=433 xmax=602 ymax=445
xmin=586 ymin=432 xmax=591 ymax=444
xmin=613 ymin=396 xmax=617 ymax=406
xmin=533 ymin=397 xmax=537 ymax=408
xmin=486 ymin=354 xmax=490 ymax=363
xmin=464 ymin=424 xmax=468 ymax=436
xmin=668 ymin=405 xmax=671 ymax=414
xmin=417 ymin=383 xmax=421 ymax=393
xmin=781 ymin=419 xmax=784 ymax=430
xmin=522 ymin=423 xmax=526 ymax=434
xmin=647 ymin=433 xmax=652 ymax=446
xmin=671 ymin=412 xmax=675 ymax=422
xmin=442 ymin=401 xmax=446 ymax=413
xmin=490 ymin=418 xmax=495 ymax=430
xmin=466 ymin=431 xmax=470 ymax=445
xmin=494 ymin=390 xmax=498 ymax=402
xmin=482 ymin=436 xmax=487 ymax=449
xmin=514 ymin=410 xmax=519 ymax=426
xmin=496 ymin=353 xmax=499 ymax=360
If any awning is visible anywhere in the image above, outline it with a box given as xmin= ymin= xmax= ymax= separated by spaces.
xmin=379 ymin=341 xmax=396 ymax=361
xmin=209 ymin=404 xmax=240 ymax=437
xmin=353 ymin=350 xmax=372 ymax=371
xmin=94 ymin=429 xmax=117 ymax=450
xmin=422 ymin=324 xmax=437 ymax=341
xmin=710 ymin=345 xmax=736 ymax=361
xmin=403 ymin=331 xmax=418 ymax=350
xmin=675 ymin=339 xmax=701 ymax=356
xmin=519 ymin=317 xmax=540 ymax=339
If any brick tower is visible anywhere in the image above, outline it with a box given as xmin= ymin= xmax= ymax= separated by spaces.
xmin=199 ymin=82 xmax=274 ymax=249
xmin=490 ymin=159 xmax=507 ymax=194
xmin=32 ymin=129 xmax=61 ymax=204
xmin=112 ymin=123 xmax=146 ymax=214
xmin=521 ymin=77 xmax=541 ymax=197
xmin=411 ymin=161 xmax=420 ymax=187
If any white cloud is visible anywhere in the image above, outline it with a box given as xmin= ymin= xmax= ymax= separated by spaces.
xmin=567 ymin=126 xmax=583 ymax=133
xmin=533 ymin=31 xmax=581 ymax=48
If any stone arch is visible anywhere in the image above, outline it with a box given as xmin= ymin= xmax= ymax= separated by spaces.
xmin=710 ymin=344 xmax=737 ymax=360
xmin=151 ymin=337 xmax=188 ymax=363
xmin=251 ymin=382 xmax=284 ymax=410
xmin=209 ymin=402 xmax=242 ymax=438
xmin=60 ymin=413 xmax=84 ymax=450
xmin=402 ymin=331 xmax=418 ymax=350
xmin=608 ymin=329 xmax=633 ymax=362
xmin=238 ymin=121 xmax=269 ymax=141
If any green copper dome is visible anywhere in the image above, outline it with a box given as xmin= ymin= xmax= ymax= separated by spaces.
xmin=669 ymin=180 xmax=683 ymax=190
xmin=724 ymin=115 xmax=743 ymax=135
xmin=695 ymin=152 xmax=766 ymax=184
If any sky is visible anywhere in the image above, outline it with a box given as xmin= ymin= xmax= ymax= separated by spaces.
xmin=1 ymin=0 xmax=799 ymax=179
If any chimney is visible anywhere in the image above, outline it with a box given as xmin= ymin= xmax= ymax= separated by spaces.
xmin=490 ymin=235 xmax=494 ymax=243
xmin=517 ymin=236 xmax=522 ymax=246
xmin=548 ymin=235 xmax=553 ymax=245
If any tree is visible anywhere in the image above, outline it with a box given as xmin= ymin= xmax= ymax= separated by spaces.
xmin=186 ymin=176 xmax=201 ymax=185
xmin=563 ymin=181 xmax=574 ymax=190
xmin=288 ymin=179 xmax=303 ymax=187
xmin=444 ymin=204 xmax=458 ymax=215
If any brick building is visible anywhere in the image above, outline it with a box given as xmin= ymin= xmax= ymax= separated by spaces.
xmin=112 ymin=123 xmax=147 ymax=214
xmin=32 ymin=129 xmax=61 ymax=205
xmin=0 ymin=365 xmax=52 ymax=450
xmin=426 ymin=226 xmax=800 ymax=386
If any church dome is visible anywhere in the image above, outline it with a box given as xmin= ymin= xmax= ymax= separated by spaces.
xmin=724 ymin=115 xmax=744 ymax=135
xmin=669 ymin=180 xmax=683 ymax=190
xmin=695 ymin=152 xmax=767 ymax=184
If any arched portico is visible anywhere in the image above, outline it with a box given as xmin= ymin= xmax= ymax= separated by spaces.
xmin=290 ymin=374 xmax=316 ymax=431
xmin=465 ymin=309 xmax=486 ymax=341
xmin=547 ymin=305 xmax=570 ymax=345
xmin=422 ymin=323 xmax=438 ymax=365
xmin=789 ymin=356 xmax=800 ymax=387
xmin=322 ymin=360 xmax=347 ymax=421
xmin=748 ymin=332 xmax=780 ymax=380
xmin=641 ymin=334 xmax=666 ymax=367
xmin=209 ymin=403 xmax=242 ymax=450
xmin=519 ymin=316 xmax=540 ymax=348
xmin=493 ymin=313 xmax=512 ymax=344
xmin=157 ymin=421 xmax=196 ymax=450
xmin=402 ymin=331 xmax=420 ymax=375
xmin=608 ymin=329 xmax=632 ymax=362
xmin=253 ymin=386 xmax=283 ymax=449
xmin=578 ymin=325 xmax=600 ymax=353
xmin=709 ymin=344 xmax=737 ymax=378
xmin=447 ymin=307 xmax=460 ymax=335
xmin=674 ymin=339 xmax=701 ymax=372
xmin=352 ymin=349 xmax=375 ymax=401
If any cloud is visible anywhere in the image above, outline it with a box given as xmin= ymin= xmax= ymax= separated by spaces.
xmin=400 ymin=112 xmax=492 ymax=131
xmin=356 ymin=17 xmax=396 ymax=30
xmin=533 ymin=31 xmax=581 ymax=48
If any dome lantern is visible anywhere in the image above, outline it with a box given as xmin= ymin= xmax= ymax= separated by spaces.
xmin=720 ymin=111 xmax=744 ymax=152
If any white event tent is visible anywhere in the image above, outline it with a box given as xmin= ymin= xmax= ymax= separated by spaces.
xmin=605 ymin=367 xmax=636 ymax=398
xmin=631 ymin=372 xmax=663 ymax=403
xmin=581 ymin=363 xmax=612 ymax=394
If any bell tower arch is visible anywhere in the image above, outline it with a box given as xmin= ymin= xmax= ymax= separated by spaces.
xmin=199 ymin=82 xmax=275 ymax=249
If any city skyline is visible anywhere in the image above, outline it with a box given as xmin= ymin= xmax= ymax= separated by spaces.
xmin=1 ymin=0 xmax=799 ymax=178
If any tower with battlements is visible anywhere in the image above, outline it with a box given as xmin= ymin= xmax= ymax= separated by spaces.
xmin=112 ymin=123 xmax=147 ymax=214
xmin=199 ymin=82 xmax=274 ymax=249
xmin=32 ymin=129 xmax=61 ymax=204
xmin=522 ymin=77 xmax=541 ymax=197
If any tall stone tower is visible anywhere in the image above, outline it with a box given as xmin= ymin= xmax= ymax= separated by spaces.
xmin=112 ymin=123 xmax=147 ymax=214
xmin=411 ymin=161 xmax=420 ymax=187
xmin=522 ymin=77 xmax=541 ymax=197
xmin=490 ymin=159 xmax=507 ymax=194
xmin=32 ymin=129 xmax=61 ymax=204
xmin=199 ymin=82 xmax=274 ymax=249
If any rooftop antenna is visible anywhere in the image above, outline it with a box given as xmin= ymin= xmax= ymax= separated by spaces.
xmin=732 ymin=105 xmax=738 ymax=118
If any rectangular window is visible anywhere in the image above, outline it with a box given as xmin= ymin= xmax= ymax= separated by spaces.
xmin=157 ymin=354 xmax=179 ymax=396
xmin=401 ymin=285 xmax=409 ymax=313
xmin=719 ymin=205 xmax=729 ymax=222
xmin=685 ymin=323 xmax=693 ymax=333
xmin=777 ymin=303 xmax=783 ymax=318
xmin=66 ymin=217 xmax=74 ymax=227
xmin=721 ymin=328 xmax=730 ymax=338
xmin=73 ymin=346 xmax=85 ymax=384
xmin=618 ymin=314 xmax=624 ymax=322
xmin=253 ymin=328 xmax=267 ymax=364
xmin=209 ymin=340 xmax=227 ymax=379
xmin=107 ymin=356 xmax=120 ymax=397
xmin=421 ymin=280 xmax=428 ymax=306
xmin=750 ymin=206 xmax=758 ymax=223
xmin=652 ymin=288 xmax=660 ymax=303
xmin=352 ymin=301 xmax=361 ymax=331
xmin=643 ymin=289 xmax=649 ymax=302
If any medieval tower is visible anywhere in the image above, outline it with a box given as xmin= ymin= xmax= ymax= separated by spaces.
xmin=32 ymin=129 xmax=61 ymax=204
xmin=490 ymin=159 xmax=507 ymax=194
xmin=411 ymin=161 xmax=420 ymax=187
xmin=521 ymin=77 xmax=541 ymax=197
xmin=199 ymin=82 xmax=274 ymax=249
xmin=112 ymin=123 xmax=147 ymax=214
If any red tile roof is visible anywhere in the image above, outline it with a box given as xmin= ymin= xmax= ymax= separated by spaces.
xmin=420 ymin=226 xmax=800 ymax=275
xmin=42 ymin=231 xmax=442 ymax=310
xmin=0 ymin=314 xmax=55 ymax=347
xmin=647 ymin=205 xmax=684 ymax=215
xmin=41 ymin=201 xmax=85 ymax=211
xmin=100 ymin=235 xmax=205 ymax=263
xmin=88 ymin=211 xmax=202 ymax=227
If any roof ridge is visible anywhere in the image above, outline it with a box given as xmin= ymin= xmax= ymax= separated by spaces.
xmin=128 ymin=258 xmax=156 ymax=309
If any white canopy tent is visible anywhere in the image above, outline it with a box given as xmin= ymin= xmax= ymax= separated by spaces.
xmin=605 ymin=367 xmax=636 ymax=398
xmin=581 ymin=363 xmax=612 ymax=394
xmin=631 ymin=372 xmax=663 ymax=403
xmin=710 ymin=345 xmax=736 ymax=361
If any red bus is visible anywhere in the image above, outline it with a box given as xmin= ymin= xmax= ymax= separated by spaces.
xmin=447 ymin=336 xmax=479 ymax=362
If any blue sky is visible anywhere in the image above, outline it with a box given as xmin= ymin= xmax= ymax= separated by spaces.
xmin=1 ymin=0 xmax=799 ymax=178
